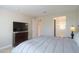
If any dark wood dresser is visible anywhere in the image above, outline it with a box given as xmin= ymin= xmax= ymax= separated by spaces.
xmin=13 ymin=31 xmax=28 ymax=47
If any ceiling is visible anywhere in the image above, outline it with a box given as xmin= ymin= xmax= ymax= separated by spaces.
xmin=0 ymin=5 xmax=79 ymax=17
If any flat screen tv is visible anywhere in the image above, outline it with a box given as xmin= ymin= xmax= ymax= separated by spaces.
xmin=13 ymin=22 xmax=28 ymax=32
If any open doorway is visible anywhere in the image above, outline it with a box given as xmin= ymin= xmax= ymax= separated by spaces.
xmin=53 ymin=16 xmax=66 ymax=37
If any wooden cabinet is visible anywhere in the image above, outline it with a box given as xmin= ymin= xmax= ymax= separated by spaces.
xmin=13 ymin=32 xmax=28 ymax=47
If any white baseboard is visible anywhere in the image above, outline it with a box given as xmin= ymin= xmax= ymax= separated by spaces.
xmin=0 ymin=44 xmax=12 ymax=50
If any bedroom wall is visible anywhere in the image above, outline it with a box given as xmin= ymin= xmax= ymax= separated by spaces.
xmin=0 ymin=8 xmax=32 ymax=49
xmin=32 ymin=11 xmax=78 ymax=38
xmin=32 ymin=16 xmax=55 ymax=38
xmin=37 ymin=17 xmax=54 ymax=36
xmin=73 ymin=8 xmax=79 ymax=46
xmin=31 ymin=18 xmax=38 ymax=38
xmin=76 ymin=8 xmax=79 ymax=31
xmin=64 ymin=12 xmax=77 ymax=37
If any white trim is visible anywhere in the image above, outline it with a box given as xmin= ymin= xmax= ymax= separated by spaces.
xmin=0 ymin=44 xmax=12 ymax=50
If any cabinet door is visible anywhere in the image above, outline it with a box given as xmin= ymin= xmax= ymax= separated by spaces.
xmin=13 ymin=32 xmax=28 ymax=47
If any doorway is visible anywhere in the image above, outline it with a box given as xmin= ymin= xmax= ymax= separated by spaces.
xmin=53 ymin=16 xmax=66 ymax=37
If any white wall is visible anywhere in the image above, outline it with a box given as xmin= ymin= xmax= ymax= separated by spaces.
xmin=32 ymin=11 xmax=78 ymax=38
xmin=32 ymin=16 xmax=54 ymax=38
xmin=0 ymin=8 xmax=32 ymax=49
xmin=76 ymin=8 xmax=79 ymax=31
xmin=73 ymin=8 xmax=79 ymax=46
xmin=32 ymin=18 xmax=38 ymax=38
xmin=39 ymin=17 xmax=54 ymax=36
xmin=65 ymin=12 xmax=78 ymax=37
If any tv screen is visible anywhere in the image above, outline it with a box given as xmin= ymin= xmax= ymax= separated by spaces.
xmin=13 ymin=22 xmax=28 ymax=32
